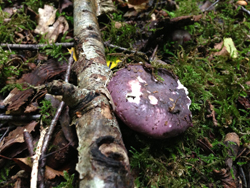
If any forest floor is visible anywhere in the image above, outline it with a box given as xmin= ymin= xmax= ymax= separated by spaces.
xmin=0 ymin=0 xmax=250 ymax=187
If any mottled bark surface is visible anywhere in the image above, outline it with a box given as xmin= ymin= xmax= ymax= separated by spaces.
xmin=73 ymin=0 xmax=134 ymax=187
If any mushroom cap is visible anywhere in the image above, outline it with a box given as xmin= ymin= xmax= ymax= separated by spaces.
xmin=107 ymin=65 xmax=192 ymax=139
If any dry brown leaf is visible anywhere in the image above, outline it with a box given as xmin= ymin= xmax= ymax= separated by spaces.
xmin=96 ymin=0 xmax=117 ymax=16
xmin=45 ymin=166 xmax=64 ymax=180
xmin=46 ymin=16 xmax=69 ymax=43
xmin=213 ymin=38 xmax=238 ymax=58
xmin=3 ymin=59 xmax=67 ymax=112
xmin=128 ymin=0 xmax=148 ymax=5
xmin=12 ymin=157 xmax=64 ymax=180
xmin=34 ymin=5 xmax=57 ymax=35
xmin=13 ymin=157 xmax=33 ymax=172
xmin=0 ymin=121 xmax=38 ymax=153
xmin=34 ymin=5 xmax=69 ymax=43
xmin=24 ymin=102 xmax=39 ymax=113
xmin=59 ymin=0 xmax=73 ymax=13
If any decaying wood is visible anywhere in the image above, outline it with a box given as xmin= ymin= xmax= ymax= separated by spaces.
xmin=72 ymin=0 xmax=133 ymax=187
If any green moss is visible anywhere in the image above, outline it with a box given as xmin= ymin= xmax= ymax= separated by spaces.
xmin=0 ymin=8 xmax=36 ymax=43
xmin=102 ymin=1 xmax=250 ymax=187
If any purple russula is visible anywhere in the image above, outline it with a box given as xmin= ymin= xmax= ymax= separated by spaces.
xmin=107 ymin=65 xmax=193 ymax=139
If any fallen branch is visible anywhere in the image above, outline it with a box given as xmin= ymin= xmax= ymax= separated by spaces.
xmin=72 ymin=0 xmax=133 ymax=186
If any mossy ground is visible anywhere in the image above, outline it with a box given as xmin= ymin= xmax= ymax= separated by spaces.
xmin=102 ymin=0 xmax=250 ymax=187
xmin=0 ymin=0 xmax=250 ymax=187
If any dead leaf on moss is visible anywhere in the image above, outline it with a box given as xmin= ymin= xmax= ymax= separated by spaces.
xmin=97 ymin=0 xmax=117 ymax=16
xmin=34 ymin=5 xmax=57 ymax=34
xmin=46 ymin=16 xmax=69 ymax=43
xmin=238 ymin=96 xmax=250 ymax=109
xmin=127 ymin=0 xmax=149 ymax=12
xmin=34 ymin=5 xmax=69 ymax=43
xmin=213 ymin=38 xmax=238 ymax=58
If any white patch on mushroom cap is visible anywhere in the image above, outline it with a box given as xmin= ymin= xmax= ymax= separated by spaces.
xmin=177 ymin=80 xmax=192 ymax=109
xmin=177 ymin=80 xmax=189 ymax=95
xmin=148 ymin=95 xmax=158 ymax=105
xmin=137 ymin=76 xmax=146 ymax=83
xmin=126 ymin=79 xmax=142 ymax=104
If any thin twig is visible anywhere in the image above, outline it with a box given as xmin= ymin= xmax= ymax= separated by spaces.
xmin=0 ymin=114 xmax=41 ymax=121
xmin=241 ymin=6 xmax=250 ymax=16
xmin=239 ymin=165 xmax=247 ymax=187
xmin=39 ymin=142 xmax=71 ymax=160
xmin=104 ymin=42 xmax=146 ymax=57
xmin=204 ymin=0 xmax=220 ymax=11
xmin=38 ymin=52 xmax=74 ymax=188
xmin=149 ymin=45 xmax=158 ymax=62
xmin=0 ymin=127 xmax=9 ymax=142
xmin=30 ymin=127 xmax=48 ymax=188
xmin=23 ymin=129 xmax=35 ymax=157
xmin=0 ymin=42 xmax=74 ymax=50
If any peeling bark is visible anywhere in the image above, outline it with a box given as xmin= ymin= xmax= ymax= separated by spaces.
xmin=72 ymin=0 xmax=134 ymax=187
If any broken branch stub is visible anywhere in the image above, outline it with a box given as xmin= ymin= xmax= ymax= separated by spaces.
xmin=73 ymin=0 xmax=134 ymax=187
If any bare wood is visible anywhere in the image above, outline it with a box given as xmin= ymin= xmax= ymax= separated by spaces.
xmin=73 ymin=0 xmax=133 ymax=187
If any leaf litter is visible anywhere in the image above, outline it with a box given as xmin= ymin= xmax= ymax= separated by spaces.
xmin=0 ymin=0 xmax=250 ymax=187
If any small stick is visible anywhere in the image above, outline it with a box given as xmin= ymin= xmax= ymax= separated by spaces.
xmin=149 ymin=45 xmax=158 ymax=62
xmin=23 ymin=129 xmax=35 ymax=157
xmin=0 ymin=114 xmax=41 ymax=121
xmin=38 ymin=52 xmax=74 ymax=188
xmin=104 ymin=42 xmax=146 ymax=57
xmin=30 ymin=127 xmax=48 ymax=188
xmin=39 ymin=142 xmax=71 ymax=160
xmin=0 ymin=42 xmax=74 ymax=50
xmin=239 ymin=165 xmax=247 ymax=187
xmin=0 ymin=127 xmax=9 ymax=142
xmin=241 ymin=6 xmax=250 ymax=16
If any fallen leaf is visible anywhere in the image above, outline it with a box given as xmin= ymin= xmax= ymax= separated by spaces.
xmin=45 ymin=166 xmax=64 ymax=180
xmin=3 ymin=59 xmax=68 ymax=112
xmin=59 ymin=0 xmax=73 ymax=13
xmin=12 ymin=157 xmax=64 ymax=180
xmin=34 ymin=5 xmax=57 ymax=35
xmin=34 ymin=5 xmax=69 ymax=43
xmin=0 ymin=121 xmax=38 ymax=153
xmin=96 ymin=0 xmax=117 ymax=16
xmin=213 ymin=38 xmax=238 ymax=58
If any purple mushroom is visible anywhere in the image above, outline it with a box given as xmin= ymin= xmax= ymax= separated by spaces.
xmin=107 ymin=65 xmax=193 ymax=139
